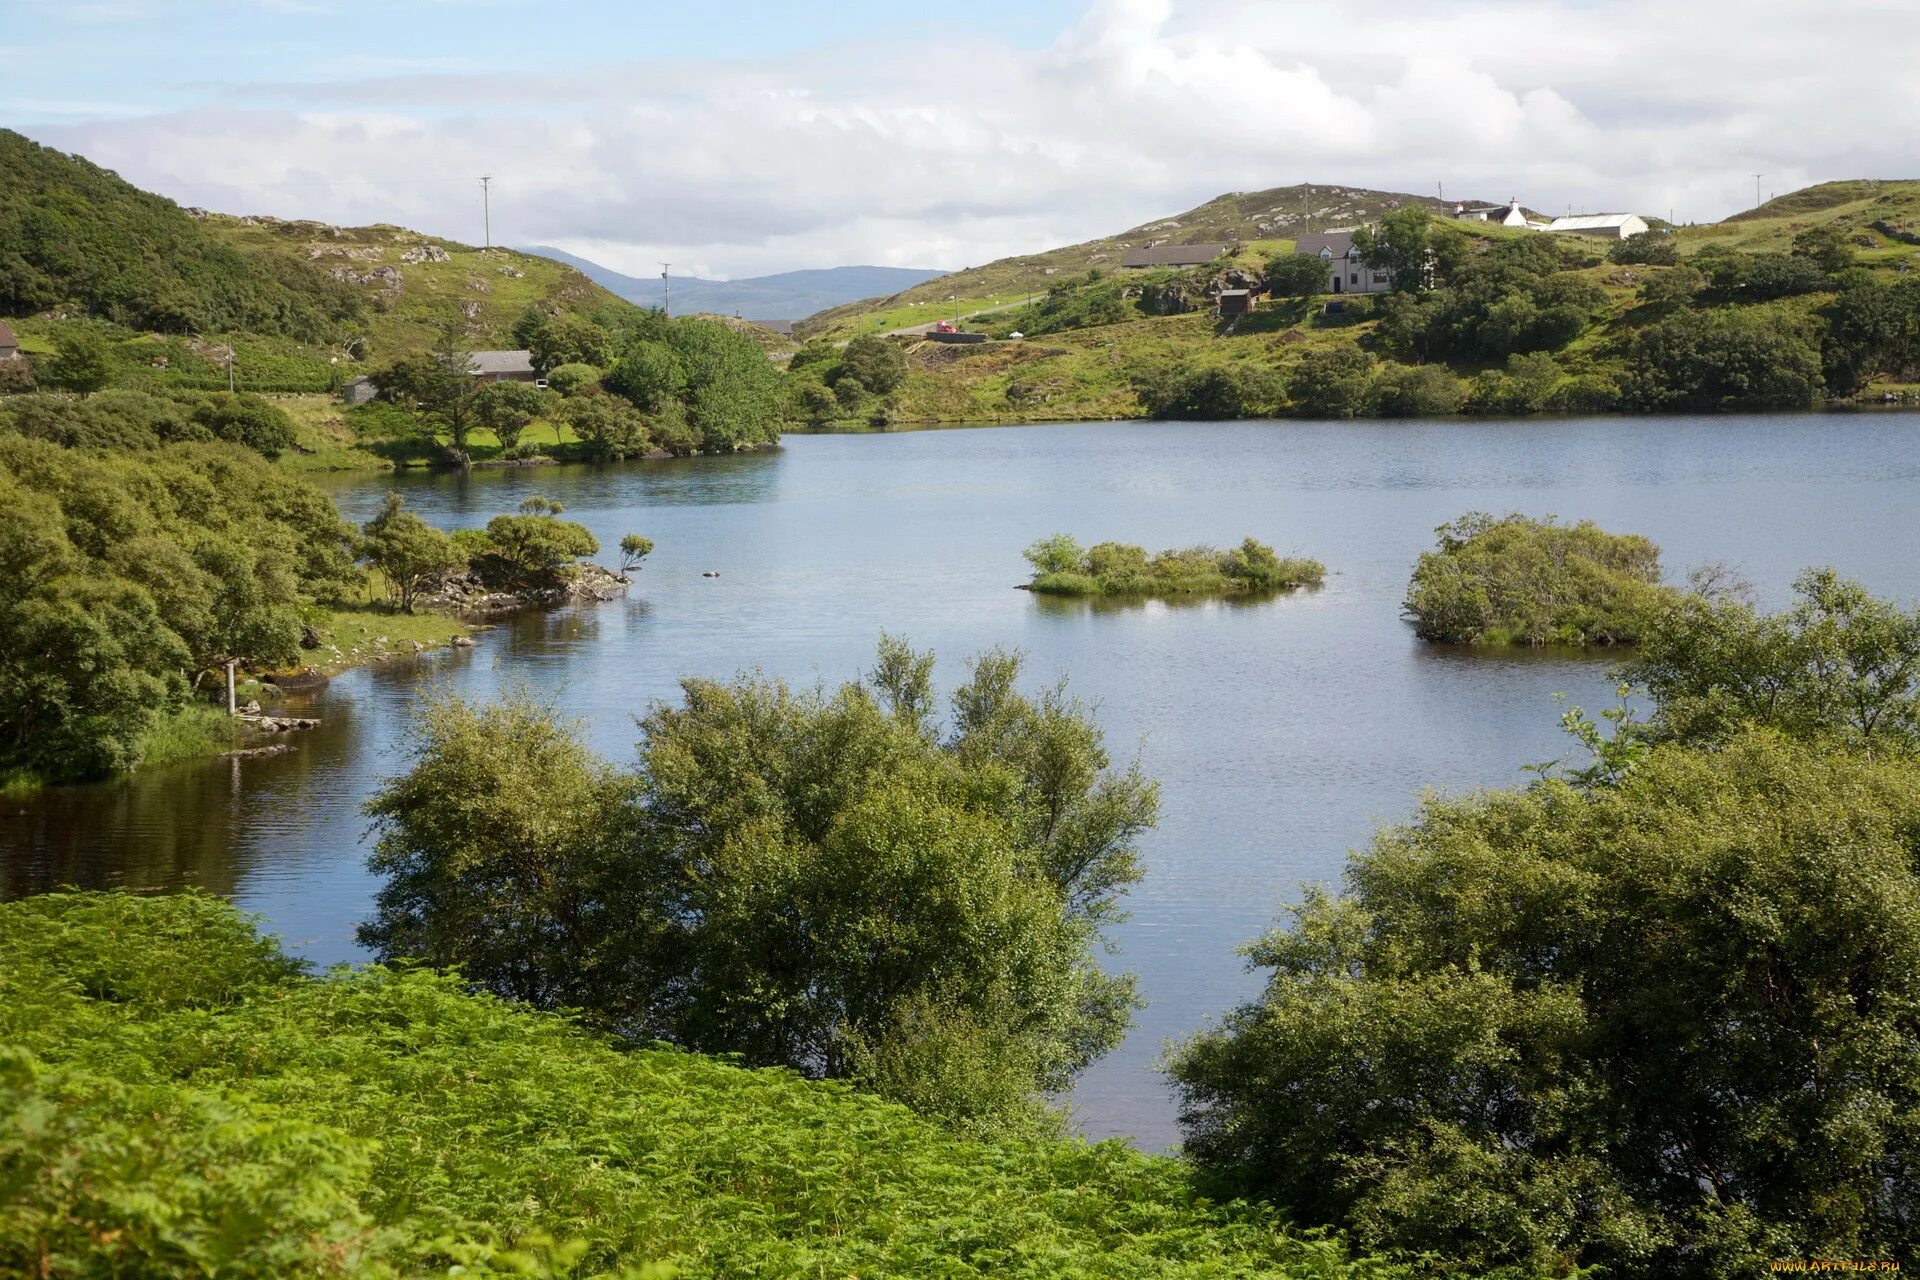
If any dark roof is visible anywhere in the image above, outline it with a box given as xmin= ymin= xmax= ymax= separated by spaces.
xmin=468 ymin=349 xmax=535 ymax=376
xmin=1120 ymin=242 xmax=1229 ymax=268
xmin=0 ymin=320 xmax=17 ymax=348
xmin=762 ymin=320 xmax=795 ymax=336
xmin=1293 ymin=231 xmax=1358 ymax=258
xmin=1217 ymin=288 xmax=1253 ymax=297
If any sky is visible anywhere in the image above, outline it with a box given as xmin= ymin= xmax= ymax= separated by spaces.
xmin=10 ymin=0 xmax=1919 ymax=279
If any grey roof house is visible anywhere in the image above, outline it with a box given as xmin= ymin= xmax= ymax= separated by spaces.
xmin=1120 ymin=243 xmax=1229 ymax=268
xmin=0 ymin=320 xmax=20 ymax=360
xmin=468 ymin=349 xmax=537 ymax=382
xmin=1293 ymin=231 xmax=1394 ymax=295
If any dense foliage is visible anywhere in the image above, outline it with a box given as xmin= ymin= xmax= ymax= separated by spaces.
xmin=0 ymin=387 xmax=296 ymax=456
xmin=360 ymin=493 xmax=463 ymax=612
xmin=1403 ymin=512 xmax=1673 ymax=645
xmin=2 ymin=891 xmax=1405 ymax=1279
xmin=1024 ymin=535 xmax=1324 ymax=598
xmin=0 ymin=409 xmax=357 ymax=780
xmin=1170 ymin=728 xmax=1920 ymax=1279
xmin=604 ymin=316 xmax=783 ymax=451
xmin=361 ymin=640 xmax=1156 ymax=1134
xmin=1627 ymin=567 xmax=1920 ymax=753
xmin=0 ymin=130 xmax=361 ymax=339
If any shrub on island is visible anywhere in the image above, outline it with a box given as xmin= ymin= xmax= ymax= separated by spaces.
xmin=1025 ymin=535 xmax=1324 ymax=599
xmin=1403 ymin=512 xmax=1673 ymax=645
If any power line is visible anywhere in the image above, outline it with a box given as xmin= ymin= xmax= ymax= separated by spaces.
xmin=1752 ymin=172 xmax=1765 ymax=209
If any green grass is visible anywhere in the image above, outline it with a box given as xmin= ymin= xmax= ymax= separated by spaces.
xmin=0 ymin=891 xmax=1407 ymax=1279
xmin=306 ymin=594 xmax=471 ymax=672
xmin=131 ymin=704 xmax=238 ymax=768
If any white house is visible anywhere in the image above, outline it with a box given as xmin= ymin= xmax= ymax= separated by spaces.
xmin=1544 ymin=213 xmax=1650 ymax=241
xmin=1454 ymin=197 xmax=1536 ymax=228
xmin=1294 ymin=231 xmax=1394 ymax=295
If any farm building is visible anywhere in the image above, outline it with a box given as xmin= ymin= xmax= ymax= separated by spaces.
xmin=1545 ymin=213 xmax=1650 ymax=240
xmin=1121 ymin=243 xmax=1229 ymax=268
xmin=340 ymin=375 xmax=377 ymax=405
xmin=1293 ymin=231 xmax=1393 ymax=295
xmin=0 ymin=320 xmax=19 ymax=361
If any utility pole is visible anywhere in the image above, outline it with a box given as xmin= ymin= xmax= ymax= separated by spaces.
xmin=659 ymin=262 xmax=670 ymax=317
xmin=480 ymin=175 xmax=493 ymax=248
xmin=1751 ymin=173 xmax=1765 ymax=209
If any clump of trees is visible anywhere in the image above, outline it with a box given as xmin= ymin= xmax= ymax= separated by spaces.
xmin=453 ymin=496 xmax=601 ymax=597
xmin=0 ymin=388 xmax=296 ymax=456
xmin=1621 ymin=308 xmax=1824 ymax=411
xmin=0 ymin=129 xmax=361 ymax=339
xmin=1133 ymin=361 xmax=1286 ymax=419
xmin=360 ymin=638 xmax=1155 ymax=1135
xmin=0 ymin=426 xmax=358 ymax=781
xmin=360 ymin=494 xmax=463 ymax=613
xmin=603 ymin=316 xmax=784 ymax=452
xmin=1171 ymin=571 xmax=1920 ymax=1278
xmin=787 ymin=334 xmax=911 ymax=422
xmin=1024 ymin=534 xmax=1324 ymax=598
xmin=1403 ymin=512 xmax=1673 ymax=645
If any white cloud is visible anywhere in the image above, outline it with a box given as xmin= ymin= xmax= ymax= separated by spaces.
xmin=29 ymin=0 xmax=1920 ymax=277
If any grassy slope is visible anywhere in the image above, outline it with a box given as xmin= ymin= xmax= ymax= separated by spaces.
xmin=845 ymin=181 xmax=1920 ymax=424
xmin=800 ymin=183 xmax=1487 ymax=339
xmin=2 ymin=891 xmax=1403 ymax=1279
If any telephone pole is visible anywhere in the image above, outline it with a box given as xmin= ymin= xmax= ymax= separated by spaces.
xmin=1751 ymin=173 xmax=1765 ymax=209
xmin=660 ymin=262 xmax=670 ymax=317
xmin=480 ymin=175 xmax=493 ymax=248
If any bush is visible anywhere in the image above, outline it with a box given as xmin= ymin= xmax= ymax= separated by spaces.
xmin=1367 ymin=363 xmax=1462 ymax=417
xmin=1137 ymin=362 xmax=1286 ymax=419
xmin=1170 ymin=729 xmax=1920 ymax=1278
xmin=463 ymin=497 xmax=599 ymax=595
xmin=1 ymin=891 xmax=1403 ymax=1279
xmin=1403 ymin=512 xmax=1672 ymax=645
xmin=1025 ymin=535 xmax=1323 ymax=598
xmin=1608 ymin=230 xmax=1678 ymax=265
xmin=1622 ymin=308 xmax=1823 ymax=411
xmin=361 ymin=640 xmax=1156 ymax=1136
xmin=1287 ymin=347 xmax=1375 ymax=417
xmin=543 ymin=361 xmax=600 ymax=396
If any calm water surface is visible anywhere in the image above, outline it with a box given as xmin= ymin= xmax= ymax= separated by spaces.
xmin=7 ymin=414 xmax=1919 ymax=1148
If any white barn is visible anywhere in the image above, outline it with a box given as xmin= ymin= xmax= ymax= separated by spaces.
xmin=1545 ymin=213 xmax=1650 ymax=241
xmin=1454 ymin=197 xmax=1538 ymax=228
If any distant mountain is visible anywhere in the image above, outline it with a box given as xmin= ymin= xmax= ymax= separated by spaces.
xmin=520 ymin=247 xmax=942 ymax=324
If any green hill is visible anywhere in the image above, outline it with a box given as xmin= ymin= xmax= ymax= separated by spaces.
xmin=798 ymin=183 xmax=1503 ymax=339
xmin=0 ymin=129 xmax=638 ymax=393
xmin=792 ymin=180 xmax=1920 ymax=425
xmin=2 ymin=890 xmax=1401 ymax=1279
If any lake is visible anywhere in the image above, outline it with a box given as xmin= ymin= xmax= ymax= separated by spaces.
xmin=6 ymin=413 xmax=1918 ymax=1150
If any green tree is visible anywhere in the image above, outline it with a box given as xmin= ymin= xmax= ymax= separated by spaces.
xmin=361 ymin=640 xmax=1157 ymax=1133
xmin=1627 ymin=567 xmax=1920 ymax=753
xmin=528 ymin=314 xmax=614 ymax=371
xmin=543 ymin=362 xmax=600 ymax=396
xmin=567 ymin=395 xmax=650 ymax=461
xmin=1170 ymin=729 xmax=1920 ymax=1278
xmin=471 ymin=380 xmax=549 ymax=453
xmin=617 ymin=534 xmax=653 ymax=576
xmin=1622 ymin=309 xmax=1823 ymax=411
xmin=832 ymin=335 xmax=908 ymax=396
xmin=466 ymin=498 xmax=599 ymax=595
xmin=46 ymin=330 xmax=114 ymax=395
xmin=1264 ymin=253 xmax=1330 ymax=298
xmin=1287 ymin=347 xmax=1375 ymax=417
xmin=360 ymin=493 xmax=464 ymax=613
xmin=1351 ymin=208 xmax=1431 ymax=292
xmin=1608 ymin=230 xmax=1678 ymax=265
xmin=1637 ymin=264 xmax=1706 ymax=312
xmin=1368 ymin=363 xmax=1461 ymax=417
xmin=1791 ymin=224 xmax=1854 ymax=274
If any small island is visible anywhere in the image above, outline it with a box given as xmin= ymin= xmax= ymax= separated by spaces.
xmin=1403 ymin=512 xmax=1675 ymax=646
xmin=1023 ymin=534 xmax=1325 ymax=599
